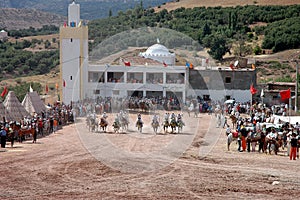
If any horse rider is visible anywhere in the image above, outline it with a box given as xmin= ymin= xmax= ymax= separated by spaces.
xmin=113 ymin=114 xmax=120 ymax=127
xmin=164 ymin=113 xmax=170 ymax=122
xmin=102 ymin=112 xmax=108 ymax=119
xmin=177 ymin=113 xmax=184 ymax=125
xmin=170 ymin=113 xmax=176 ymax=121
xmin=136 ymin=113 xmax=143 ymax=126
xmin=152 ymin=114 xmax=159 ymax=124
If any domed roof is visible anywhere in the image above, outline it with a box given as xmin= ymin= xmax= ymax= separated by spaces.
xmin=144 ymin=44 xmax=171 ymax=56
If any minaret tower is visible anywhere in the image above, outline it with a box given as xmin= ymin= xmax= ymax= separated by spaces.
xmin=60 ymin=0 xmax=88 ymax=104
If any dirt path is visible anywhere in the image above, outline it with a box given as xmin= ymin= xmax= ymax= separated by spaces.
xmin=1 ymin=112 xmax=300 ymax=199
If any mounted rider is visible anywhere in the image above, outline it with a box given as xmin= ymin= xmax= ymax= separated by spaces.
xmin=136 ymin=113 xmax=143 ymax=127
xmin=177 ymin=113 xmax=185 ymax=126
xmin=101 ymin=112 xmax=108 ymax=126
xmin=113 ymin=114 xmax=121 ymax=128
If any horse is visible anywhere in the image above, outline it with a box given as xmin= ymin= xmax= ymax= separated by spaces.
xmin=87 ymin=117 xmax=96 ymax=132
xmin=151 ymin=119 xmax=160 ymax=134
xmin=163 ymin=120 xmax=169 ymax=133
xmin=112 ymin=120 xmax=121 ymax=133
xmin=229 ymin=115 xmax=237 ymax=128
xmin=99 ymin=117 xmax=108 ymax=133
xmin=119 ymin=115 xmax=129 ymax=132
xmin=136 ymin=119 xmax=143 ymax=133
xmin=227 ymin=130 xmax=240 ymax=151
xmin=169 ymin=118 xmax=177 ymax=133
xmin=264 ymin=136 xmax=283 ymax=155
xmin=177 ymin=119 xmax=184 ymax=134
xmin=17 ymin=127 xmax=35 ymax=142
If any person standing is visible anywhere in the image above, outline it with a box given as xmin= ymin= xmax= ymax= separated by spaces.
xmin=290 ymin=133 xmax=298 ymax=160
xmin=49 ymin=117 xmax=54 ymax=133
xmin=0 ymin=126 xmax=7 ymax=148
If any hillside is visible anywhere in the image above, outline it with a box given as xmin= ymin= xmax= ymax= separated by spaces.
xmin=0 ymin=8 xmax=66 ymax=30
xmin=0 ymin=0 xmax=171 ymax=21
xmin=156 ymin=0 xmax=300 ymax=12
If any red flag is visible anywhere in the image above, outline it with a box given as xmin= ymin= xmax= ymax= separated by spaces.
xmin=280 ymin=89 xmax=291 ymax=100
xmin=45 ymin=85 xmax=49 ymax=93
xmin=1 ymin=86 xmax=8 ymax=97
xmin=124 ymin=61 xmax=131 ymax=66
xmin=163 ymin=61 xmax=167 ymax=67
xmin=250 ymin=84 xmax=257 ymax=95
xmin=63 ymin=80 xmax=66 ymax=87
xmin=189 ymin=63 xmax=194 ymax=69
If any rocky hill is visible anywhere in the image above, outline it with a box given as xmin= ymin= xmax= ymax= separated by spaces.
xmin=0 ymin=8 xmax=66 ymax=30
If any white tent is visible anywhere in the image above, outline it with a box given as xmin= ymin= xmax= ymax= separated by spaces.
xmin=22 ymin=91 xmax=46 ymax=115
xmin=4 ymin=91 xmax=29 ymax=121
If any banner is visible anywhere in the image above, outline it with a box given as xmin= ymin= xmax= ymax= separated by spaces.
xmin=250 ymin=84 xmax=257 ymax=94
xmin=279 ymin=89 xmax=291 ymax=100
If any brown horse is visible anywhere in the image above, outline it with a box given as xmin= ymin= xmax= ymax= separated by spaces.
xmin=263 ymin=137 xmax=283 ymax=155
xmin=229 ymin=115 xmax=237 ymax=128
xmin=13 ymin=124 xmax=35 ymax=143
xmin=99 ymin=118 xmax=108 ymax=132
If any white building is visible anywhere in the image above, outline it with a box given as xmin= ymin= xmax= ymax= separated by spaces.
xmin=60 ymin=1 xmax=256 ymax=105
xmin=0 ymin=30 xmax=8 ymax=40
xmin=139 ymin=43 xmax=176 ymax=66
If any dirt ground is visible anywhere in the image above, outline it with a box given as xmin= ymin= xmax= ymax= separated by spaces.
xmin=1 ymin=111 xmax=300 ymax=200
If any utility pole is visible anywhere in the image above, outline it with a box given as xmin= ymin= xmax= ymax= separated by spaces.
xmin=295 ymin=60 xmax=298 ymax=112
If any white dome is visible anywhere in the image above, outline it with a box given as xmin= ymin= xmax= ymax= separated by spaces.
xmin=145 ymin=44 xmax=171 ymax=56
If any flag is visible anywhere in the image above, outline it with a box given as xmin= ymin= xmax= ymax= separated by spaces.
xmin=45 ymin=84 xmax=49 ymax=93
xmin=250 ymin=84 xmax=257 ymax=95
xmin=29 ymin=85 xmax=33 ymax=92
xmin=260 ymin=89 xmax=264 ymax=98
xmin=163 ymin=61 xmax=167 ymax=67
xmin=189 ymin=63 xmax=193 ymax=69
xmin=252 ymin=64 xmax=256 ymax=70
xmin=186 ymin=62 xmax=190 ymax=68
xmin=63 ymin=79 xmax=66 ymax=87
xmin=1 ymin=86 xmax=8 ymax=98
xmin=124 ymin=61 xmax=131 ymax=66
xmin=280 ymin=89 xmax=291 ymax=100
xmin=230 ymin=63 xmax=235 ymax=71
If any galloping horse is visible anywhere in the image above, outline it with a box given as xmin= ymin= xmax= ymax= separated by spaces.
xmin=136 ymin=119 xmax=143 ymax=133
xmin=99 ymin=117 xmax=108 ymax=133
xmin=119 ymin=115 xmax=129 ymax=132
xmin=112 ymin=120 xmax=121 ymax=133
xmin=87 ymin=116 xmax=96 ymax=132
xmin=163 ymin=119 xmax=169 ymax=133
xmin=152 ymin=118 xmax=160 ymax=134
xmin=169 ymin=118 xmax=177 ymax=133
xmin=177 ymin=119 xmax=184 ymax=134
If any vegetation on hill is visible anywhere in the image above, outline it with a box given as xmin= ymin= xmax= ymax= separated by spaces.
xmin=89 ymin=4 xmax=300 ymax=60
xmin=1 ymin=4 xmax=300 ymax=84
xmin=0 ymin=39 xmax=59 ymax=81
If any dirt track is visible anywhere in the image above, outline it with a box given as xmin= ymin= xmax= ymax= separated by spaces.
xmin=1 ymin=112 xmax=300 ymax=199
